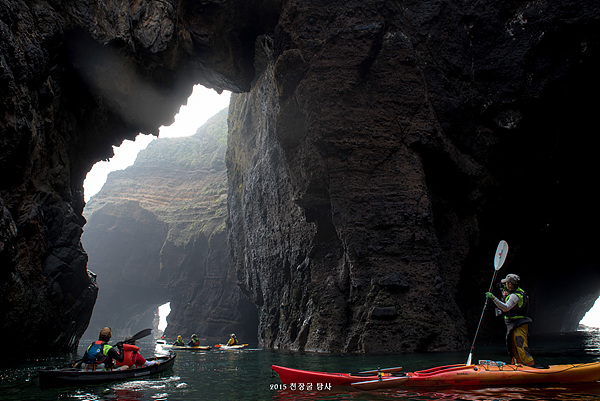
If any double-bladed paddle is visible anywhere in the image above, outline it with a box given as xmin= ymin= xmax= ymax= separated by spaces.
xmin=122 ymin=328 xmax=153 ymax=345
xmin=358 ymin=366 xmax=403 ymax=374
xmin=465 ymin=240 xmax=509 ymax=366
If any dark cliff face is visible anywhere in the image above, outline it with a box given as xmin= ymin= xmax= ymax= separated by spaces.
xmin=82 ymin=109 xmax=258 ymax=342
xmin=81 ymin=200 xmax=168 ymax=340
xmin=226 ymin=1 xmax=600 ymax=352
xmin=0 ymin=0 xmax=599 ymax=357
xmin=0 ymin=0 xmax=277 ymax=357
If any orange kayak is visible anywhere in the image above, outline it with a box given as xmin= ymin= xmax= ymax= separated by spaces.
xmin=405 ymin=362 xmax=600 ymax=386
xmin=272 ymin=361 xmax=600 ymax=389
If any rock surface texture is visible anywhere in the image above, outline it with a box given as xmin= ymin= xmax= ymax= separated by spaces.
xmin=227 ymin=1 xmax=600 ymax=351
xmin=0 ymin=0 xmax=599 ymax=357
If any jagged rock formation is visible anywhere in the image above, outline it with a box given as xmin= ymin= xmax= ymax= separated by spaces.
xmin=1 ymin=0 xmax=599 ymax=358
xmin=227 ymin=2 xmax=600 ymax=352
xmin=82 ymin=200 xmax=168 ymax=340
xmin=83 ymin=108 xmax=258 ymax=342
xmin=0 ymin=0 xmax=278 ymax=358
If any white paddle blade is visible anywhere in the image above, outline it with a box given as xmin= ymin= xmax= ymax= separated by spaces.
xmin=466 ymin=353 xmax=472 ymax=366
xmin=494 ymin=240 xmax=509 ymax=270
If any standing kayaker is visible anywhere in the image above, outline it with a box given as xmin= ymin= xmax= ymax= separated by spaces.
xmin=81 ymin=327 xmax=125 ymax=370
xmin=486 ymin=273 xmax=535 ymax=366
xmin=188 ymin=334 xmax=200 ymax=346
xmin=227 ymin=333 xmax=239 ymax=346
xmin=173 ymin=335 xmax=185 ymax=346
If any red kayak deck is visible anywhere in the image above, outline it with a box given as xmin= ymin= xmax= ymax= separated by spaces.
xmin=271 ymin=365 xmax=407 ymax=390
xmin=272 ymin=361 xmax=600 ymax=389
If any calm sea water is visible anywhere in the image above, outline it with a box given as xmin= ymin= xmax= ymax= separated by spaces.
xmin=3 ymin=329 xmax=600 ymax=401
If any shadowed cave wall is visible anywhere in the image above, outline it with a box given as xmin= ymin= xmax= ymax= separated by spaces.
xmin=226 ymin=1 xmax=600 ymax=352
xmin=0 ymin=0 xmax=599 ymax=358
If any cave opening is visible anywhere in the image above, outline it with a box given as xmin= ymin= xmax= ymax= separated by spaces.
xmin=580 ymin=297 xmax=600 ymax=329
xmin=83 ymin=85 xmax=231 ymax=201
xmin=80 ymin=86 xmax=245 ymax=343
xmin=157 ymin=302 xmax=171 ymax=337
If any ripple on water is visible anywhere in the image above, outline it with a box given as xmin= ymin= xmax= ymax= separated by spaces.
xmin=4 ymin=334 xmax=600 ymax=401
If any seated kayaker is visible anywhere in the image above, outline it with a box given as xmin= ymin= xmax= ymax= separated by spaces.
xmin=486 ymin=273 xmax=535 ymax=366
xmin=81 ymin=327 xmax=124 ymax=370
xmin=227 ymin=333 xmax=239 ymax=346
xmin=188 ymin=334 xmax=200 ymax=346
xmin=173 ymin=335 xmax=185 ymax=346
xmin=114 ymin=342 xmax=159 ymax=370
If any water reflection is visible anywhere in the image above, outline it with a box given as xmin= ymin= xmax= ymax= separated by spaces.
xmin=271 ymin=390 xmax=378 ymax=400
xmin=271 ymin=383 xmax=600 ymax=401
xmin=3 ymin=332 xmax=600 ymax=401
xmin=68 ymin=390 xmax=102 ymax=400
xmin=583 ymin=328 xmax=600 ymax=355
xmin=396 ymin=384 xmax=600 ymax=401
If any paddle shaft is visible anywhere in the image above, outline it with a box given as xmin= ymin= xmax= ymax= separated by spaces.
xmin=466 ymin=241 xmax=508 ymax=365
xmin=359 ymin=367 xmax=404 ymax=374
xmin=467 ymin=270 xmax=498 ymax=362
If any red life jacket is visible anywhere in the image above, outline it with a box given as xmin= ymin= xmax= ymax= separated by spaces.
xmin=115 ymin=344 xmax=140 ymax=367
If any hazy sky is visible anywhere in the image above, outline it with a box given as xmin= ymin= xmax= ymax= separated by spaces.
xmin=83 ymin=85 xmax=231 ymax=202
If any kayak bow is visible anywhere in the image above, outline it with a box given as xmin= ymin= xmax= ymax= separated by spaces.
xmin=271 ymin=364 xmax=407 ymax=390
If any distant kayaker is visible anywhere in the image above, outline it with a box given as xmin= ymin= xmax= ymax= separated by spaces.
xmin=227 ymin=333 xmax=239 ymax=346
xmin=173 ymin=335 xmax=185 ymax=346
xmin=81 ymin=327 xmax=124 ymax=370
xmin=188 ymin=334 xmax=200 ymax=346
xmin=486 ymin=273 xmax=535 ymax=366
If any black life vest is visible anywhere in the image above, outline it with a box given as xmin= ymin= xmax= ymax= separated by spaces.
xmin=503 ymin=287 xmax=529 ymax=320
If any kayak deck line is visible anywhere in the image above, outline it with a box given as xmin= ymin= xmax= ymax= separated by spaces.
xmin=359 ymin=366 xmax=403 ymax=374
xmin=351 ymin=376 xmax=409 ymax=390
xmin=412 ymin=364 xmax=469 ymax=376
xmin=412 ymin=362 xmax=600 ymax=376
xmin=472 ymin=362 xmax=600 ymax=374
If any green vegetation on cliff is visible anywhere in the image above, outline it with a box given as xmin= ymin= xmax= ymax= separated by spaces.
xmin=135 ymin=107 xmax=228 ymax=171
xmin=84 ymin=107 xmax=229 ymax=243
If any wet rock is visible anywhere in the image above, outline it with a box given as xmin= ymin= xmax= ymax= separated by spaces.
xmin=1 ymin=0 xmax=600 ymax=357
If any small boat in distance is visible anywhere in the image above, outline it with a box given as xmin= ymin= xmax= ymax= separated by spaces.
xmin=214 ymin=343 xmax=248 ymax=350
xmin=165 ymin=344 xmax=211 ymax=350
xmin=156 ymin=341 xmax=211 ymax=350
